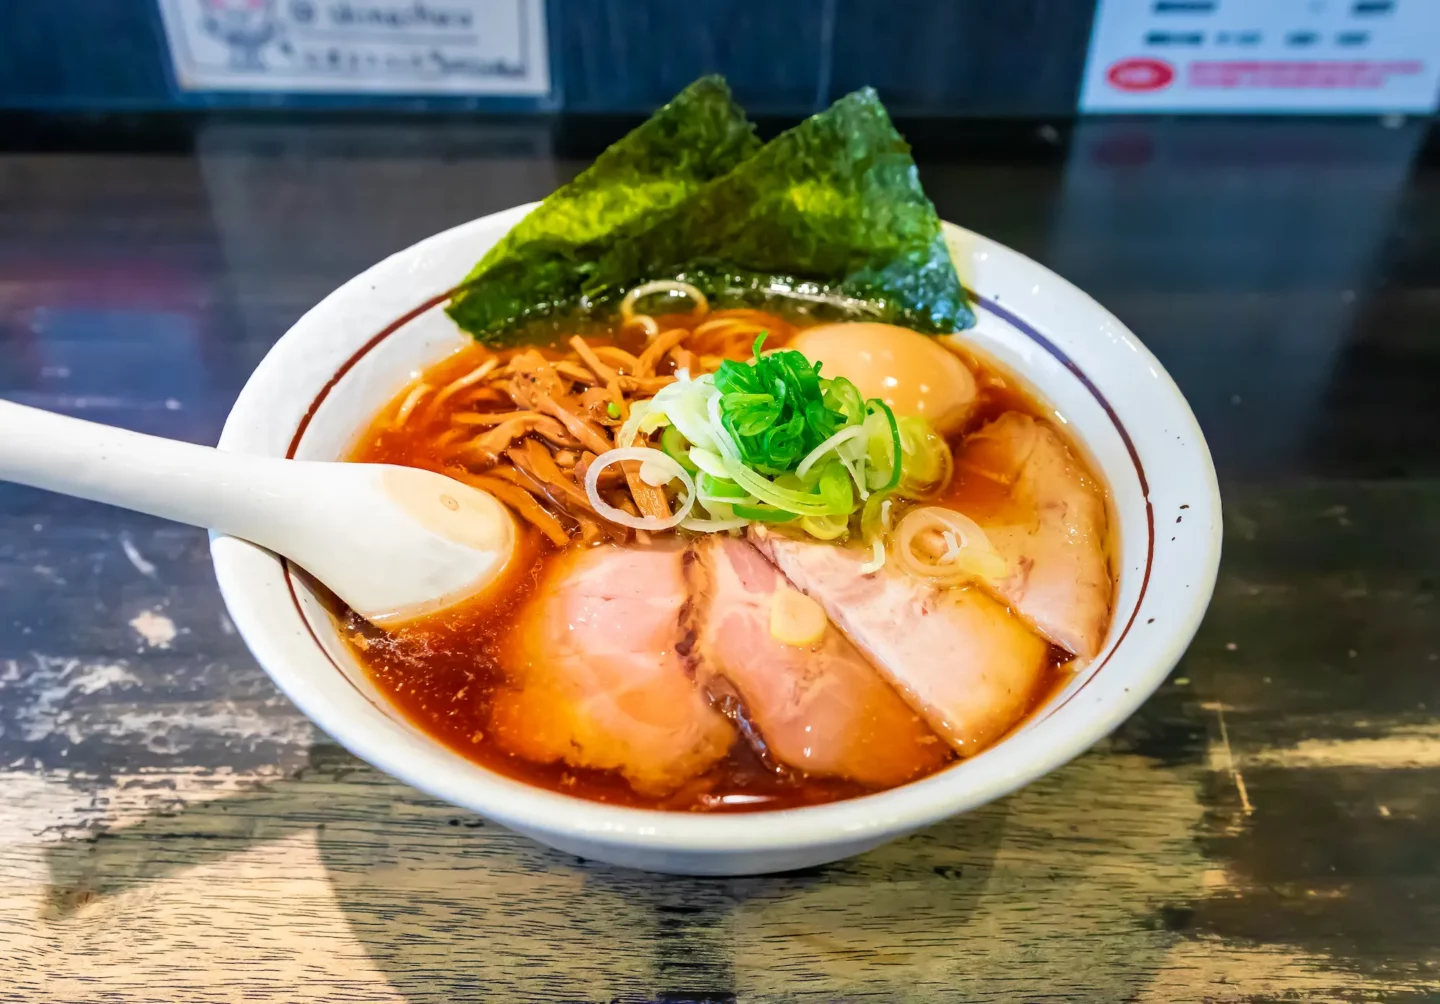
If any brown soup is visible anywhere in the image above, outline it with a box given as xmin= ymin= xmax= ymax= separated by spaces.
xmin=341 ymin=309 xmax=1095 ymax=812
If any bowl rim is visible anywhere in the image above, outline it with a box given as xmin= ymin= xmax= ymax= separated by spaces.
xmin=212 ymin=204 xmax=1222 ymax=855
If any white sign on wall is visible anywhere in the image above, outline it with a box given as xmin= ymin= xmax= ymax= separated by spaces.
xmin=1081 ymin=0 xmax=1440 ymax=113
xmin=156 ymin=0 xmax=549 ymax=96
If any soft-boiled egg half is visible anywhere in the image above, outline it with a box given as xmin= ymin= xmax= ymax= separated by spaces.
xmin=790 ymin=322 xmax=978 ymax=435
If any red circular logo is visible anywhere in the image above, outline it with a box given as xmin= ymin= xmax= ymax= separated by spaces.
xmin=1106 ymin=57 xmax=1175 ymax=92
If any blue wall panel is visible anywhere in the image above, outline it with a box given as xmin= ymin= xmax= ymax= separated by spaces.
xmin=831 ymin=0 xmax=1095 ymax=116
xmin=0 ymin=0 xmax=173 ymax=109
xmin=554 ymin=0 xmax=831 ymax=114
xmin=0 ymin=0 xmax=1095 ymax=115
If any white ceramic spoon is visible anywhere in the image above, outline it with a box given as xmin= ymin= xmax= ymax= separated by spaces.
xmin=0 ymin=399 xmax=517 ymax=625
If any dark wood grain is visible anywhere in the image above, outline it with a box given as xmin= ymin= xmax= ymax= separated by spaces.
xmin=2 ymin=116 xmax=1439 ymax=1002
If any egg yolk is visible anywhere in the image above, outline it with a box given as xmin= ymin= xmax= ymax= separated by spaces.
xmin=789 ymin=322 xmax=978 ymax=434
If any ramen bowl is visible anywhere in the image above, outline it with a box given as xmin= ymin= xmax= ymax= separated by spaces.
xmin=212 ymin=204 xmax=1221 ymax=876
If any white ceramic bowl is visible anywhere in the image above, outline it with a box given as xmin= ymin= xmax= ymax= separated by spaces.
xmin=213 ymin=204 xmax=1221 ymax=876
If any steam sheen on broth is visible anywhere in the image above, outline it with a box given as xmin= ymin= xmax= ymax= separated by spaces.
xmin=341 ymin=302 xmax=1110 ymax=812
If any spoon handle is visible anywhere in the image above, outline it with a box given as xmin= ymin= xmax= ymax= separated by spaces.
xmin=0 ymin=398 xmax=297 ymax=544
xmin=0 ymin=399 xmax=518 ymax=621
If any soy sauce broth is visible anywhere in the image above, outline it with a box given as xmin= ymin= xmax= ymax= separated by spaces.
xmin=341 ymin=316 xmax=1088 ymax=812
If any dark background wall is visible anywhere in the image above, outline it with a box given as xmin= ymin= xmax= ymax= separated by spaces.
xmin=0 ymin=0 xmax=1098 ymax=116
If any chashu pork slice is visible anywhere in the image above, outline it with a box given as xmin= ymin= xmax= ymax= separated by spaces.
xmin=680 ymin=535 xmax=949 ymax=787
xmin=951 ymin=411 xmax=1111 ymax=659
xmin=493 ymin=542 xmax=735 ymax=795
xmin=749 ymin=525 xmax=1050 ymax=757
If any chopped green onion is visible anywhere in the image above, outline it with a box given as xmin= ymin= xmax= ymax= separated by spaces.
xmin=714 ymin=333 xmax=862 ymax=473
xmin=822 ymin=377 xmax=864 ymax=427
xmin=699 ymin=473 xmax=749 ymax=499
xmin=721 ymin=452 xmax=845 ymax=517
xmin=816 ymin=460 xmax=853 ymax=511
xmin=795 ymin=425 xmax=866 ymax=481
xmin=800 ymin=512 xmax=849 ymax=540
xmin=612 ymin=334 xmax=952 ymax=543
xmin=607 ymin=400 xmax=622 ymax=419
xmin=895 ymin=416 xmax=951 ymax=496
xmin=731 ymin=503 xmax=799 ymax=523
xmin=866 ymin=399 xmax=903 ymax=493
xmin=688 ymin=446 xmax=731 ymax=480
xmin=860 ymin=491 xmax=892 ymax=541
xmin=661 ymin=425 xmax=699 ymax=473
